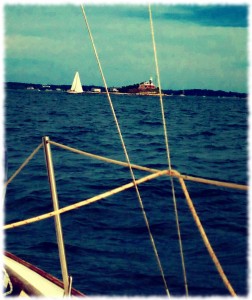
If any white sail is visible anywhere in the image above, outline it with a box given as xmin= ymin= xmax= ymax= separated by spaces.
xmin=68 ymin=72 xmax=83 ymax=94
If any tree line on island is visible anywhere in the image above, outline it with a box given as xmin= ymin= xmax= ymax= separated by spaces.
xmin=5 ymin=81 xmax=247 ymax=99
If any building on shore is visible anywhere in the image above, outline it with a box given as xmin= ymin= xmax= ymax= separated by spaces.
xmin=138 ymin=77 xmax=158 ymax=93
xmin=127 ymin=77 xmax=159 ymax=94
xmin=91 ymin=87 xmax=101 ymax=93
xmin=109 ymin=87 xmax=119 ymax=93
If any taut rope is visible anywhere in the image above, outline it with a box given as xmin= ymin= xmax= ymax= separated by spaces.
xmin=149 ymin=5 xmax=188 ymax=295
xmin=3 ymin=5 xmax=246 ymax=296
xmin=3 ymin=139 xmax=245 ymax=296
xmin=49 ymin=140 xmax=247 ymax=191
xmin=80 ymin=4 xmax=170 ymax=297
xmin=4 ymin=143 xmax=43 ymax=188
xmin=179 ymin=177 xmax=237 ymax=296
xmin=4 ymin=170 xmax=169 ymax=230
xmin=2 ymin=143 xmax=43 ymax=200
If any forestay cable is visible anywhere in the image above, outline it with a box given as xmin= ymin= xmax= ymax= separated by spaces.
xmin=149 ymin=4 xmax=189 ymax=296
xmin=80 ymin=4 xmax=170 ymax=297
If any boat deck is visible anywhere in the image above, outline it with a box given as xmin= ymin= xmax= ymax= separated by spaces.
xmin=4 ymin=252 xmax=84 ymax=297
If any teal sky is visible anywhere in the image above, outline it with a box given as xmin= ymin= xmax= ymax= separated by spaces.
xmin=4 ymin=3 xmax=248 ymax=93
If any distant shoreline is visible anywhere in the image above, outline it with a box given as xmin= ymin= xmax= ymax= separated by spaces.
xmin=5 ymin=82 xmax=247 ymax=99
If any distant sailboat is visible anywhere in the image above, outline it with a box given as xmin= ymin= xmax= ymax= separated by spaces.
xmin=67 ymin=72 xmax=83 ymax=94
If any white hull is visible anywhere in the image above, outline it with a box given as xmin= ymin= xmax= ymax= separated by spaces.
xmin=3 ymin=252 xmax=84 ymax=297
xmin=66 ymin=89 xmax=83 ymax=94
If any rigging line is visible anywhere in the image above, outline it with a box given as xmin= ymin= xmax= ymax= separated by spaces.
xmin=4 ymin=170 xmax=169 ymax=230
xmin=4 ymin=143 xmax=43 ymax=188
xmin=49 ymin=140 xmax=248 ymax=191
xmin=2 ymin=143 xmax=43 ymax=200
xmin=149 ymin=4 xmax=189 ymax=296
xmin=179 ymin=177 xmax=237 ymax=297
xmin=80 ymin=5 xmax=170 ymax=297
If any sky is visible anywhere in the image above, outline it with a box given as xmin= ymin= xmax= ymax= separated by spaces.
xmin=3 ymin=1 xmax=249 ymax=93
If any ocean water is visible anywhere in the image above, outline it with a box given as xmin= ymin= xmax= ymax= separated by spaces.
xmin=4 ymin=89 xmax=248 ymax=296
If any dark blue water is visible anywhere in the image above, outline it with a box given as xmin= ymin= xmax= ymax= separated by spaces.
xmin=4 ymin=89 xmax=248 ymax=296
